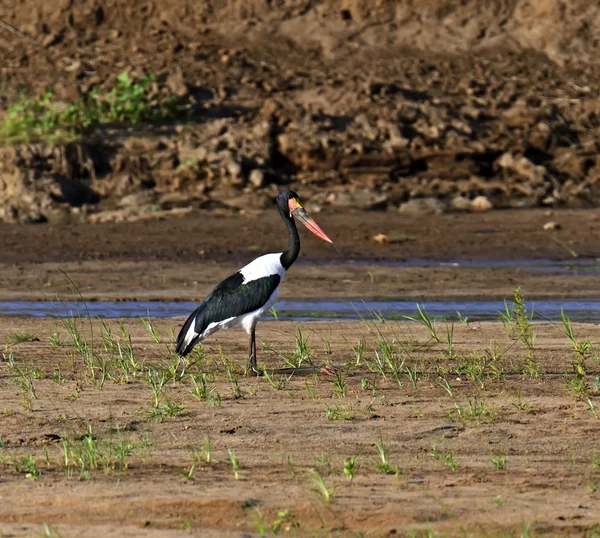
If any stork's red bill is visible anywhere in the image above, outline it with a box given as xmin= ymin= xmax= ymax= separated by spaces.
xmin=288 ymin=197 xmax=333 ymax=244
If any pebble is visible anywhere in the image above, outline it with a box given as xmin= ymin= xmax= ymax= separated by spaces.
xmin=470 ymin=195 xmax=493 ymax=212
xmin=372 ymin=233 xmax=389 ymax=244
xmin=249 ymin=169 xmax=265 ymax=188
xmin=166 ymin=69 xmax=188 ymax=97
xmin=543 ymin=221 xmax=561 ymax=231
xmin=226 ymin=161 xmax=242 ymax=179
xmin=451 ymin=195 xmax=472 ymax=211
xmin=399 ymin=198 xmax=445 ymax=214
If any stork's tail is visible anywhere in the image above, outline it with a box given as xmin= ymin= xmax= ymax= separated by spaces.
xmin=175 ymin=305 xmax=205 ymax=357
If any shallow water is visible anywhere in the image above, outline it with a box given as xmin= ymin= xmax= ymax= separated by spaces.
xmin=2 ymin=257 xmax=600 ymax=321
xmin=2 ymin=298 xmax=600 ymax=321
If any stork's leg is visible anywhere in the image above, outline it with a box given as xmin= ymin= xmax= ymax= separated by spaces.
xmin=248 ymin=326 xmax=258 ymax=374
xmin=251 ymin=327 xmax=257 ymax=370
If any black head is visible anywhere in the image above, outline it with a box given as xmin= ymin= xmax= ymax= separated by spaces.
xmin=275 ymin=190 xmax=332 ymax=244
xmin=276 ymin=190 xmax=300 ymax=216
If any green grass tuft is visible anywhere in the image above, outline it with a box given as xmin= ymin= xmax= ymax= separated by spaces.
xmin=9 ymin=331 xmax=40 ymax=344
xmin=0 ymin=71 xmax=189 ymax=145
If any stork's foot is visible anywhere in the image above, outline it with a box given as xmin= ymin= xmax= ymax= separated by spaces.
xmin=246 ymin=358 xmax=263 ymax=377
xmin=319 ymin=365 xmax=336 ymax=376
xmin=177 ymin=356 xmax=188 ymax=378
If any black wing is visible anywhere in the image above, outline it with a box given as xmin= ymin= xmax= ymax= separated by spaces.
xmin=175 ymin=272 xmax=281 ymax=357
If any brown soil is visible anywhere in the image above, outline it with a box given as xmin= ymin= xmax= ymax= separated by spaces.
xmin=1 ymin=317 xmax=600 ymax=537
xmin=1 ymin=3 xmax=600 ymax=535
xmin=1 ymin=1 xmax=600 ymax=222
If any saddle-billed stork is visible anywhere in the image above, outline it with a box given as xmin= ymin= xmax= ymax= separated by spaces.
xmin=175 ymin=190 xmax=333 ymax=372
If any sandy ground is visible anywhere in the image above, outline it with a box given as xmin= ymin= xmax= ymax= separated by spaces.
xmin=1 ymin=2 xmax=600 ymax=535
xmin=1 ymin=208 xmax=600 ymax=303
xmin=0 ymin=316 xmax=599 ymax=537
xmin=0 ymin=208 xmax=599 ymax=537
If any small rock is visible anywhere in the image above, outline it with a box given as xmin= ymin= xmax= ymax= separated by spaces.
xmin=216 ymin=84 xmax=227 ymax=99
xmin=262 ymin=79 xmax=284 ymax=93
xmin=460 ymin=105 xmax=481 ymax=120
xmin=354 ymin=114 xmax=378 ymax=141
xmin=497 ymin=152 xmax=546 ymax=184
xmin=451 ymin=195 xmax=471 ymax=211
xmin=249 ymin=169 xmax=265 ymax=189
xmin=253 ymin=121 xmax=271 ymax=138
xmin=277 ymin=133 xmax=293 ymax=155
xmin=345 ymin=142 xmax=364 ymax=155
xmin=470 ymin=196 xmax=493 ymax=212
xmin=259 ymin=99 xmax=280 ymax=119
xmin=399 ymin=198 xmax=445 ymax=214
xmin=166 ymin=68 xmax=188 ymax=97
xmin=42 ymin=32 xmax=62 ymax=48
xmin=470 ymin=141 xmax=486 ymax=153
xmin=0 ymin=204 xmax=18 ymax=223
xmin=543 ymin=221 xmax=561 ymax=231
xmin=355 ymin=191 xmax=388 ymax=210
xmin=158 ymin=192 xmax=194 ymax=209
xmin=373 ymin=233 xmax=389 ymax=244
xmin=428 ymin=126 xmax=440 ymax=139
xmin=226 ymin=161 xmax=242 ymax=179
xmin=63 ymin=60 xmax=82 ymax=73
xmin=382 ymin=122 xmax=409 ymax=152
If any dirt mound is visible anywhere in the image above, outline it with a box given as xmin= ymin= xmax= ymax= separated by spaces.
xmin=0 ymin=0 xmax=599 ymax=222
xmin=3 ymin=0 xmax=599 ymax=64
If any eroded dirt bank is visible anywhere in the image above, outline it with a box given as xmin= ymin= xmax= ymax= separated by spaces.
xmin=0 ymin=1 xmax=600 ymax=222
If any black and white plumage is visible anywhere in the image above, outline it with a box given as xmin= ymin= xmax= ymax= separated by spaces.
xmin=175 ymin=190 xmax=332 ymax=372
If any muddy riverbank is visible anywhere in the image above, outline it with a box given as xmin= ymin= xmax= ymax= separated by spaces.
xmin=1 ymin=208 xmax=599 ymax=302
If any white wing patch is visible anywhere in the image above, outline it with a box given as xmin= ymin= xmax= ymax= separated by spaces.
xmin=181 ymin=322 xmax=198 ymax=351
xmin=182 ymin=254 xmax=286 ymax=349
xmin=201 ymin=316 xmax=238 ymax=339
xmin=240 ymin=253 xmax=286 ymax=283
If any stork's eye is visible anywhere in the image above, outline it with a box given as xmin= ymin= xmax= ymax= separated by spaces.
xmin=287 ymin=197 xmax=303 ymax=216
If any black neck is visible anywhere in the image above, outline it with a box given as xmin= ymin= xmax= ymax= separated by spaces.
xmin=279 ymin=212 xmax=300 ymax=270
